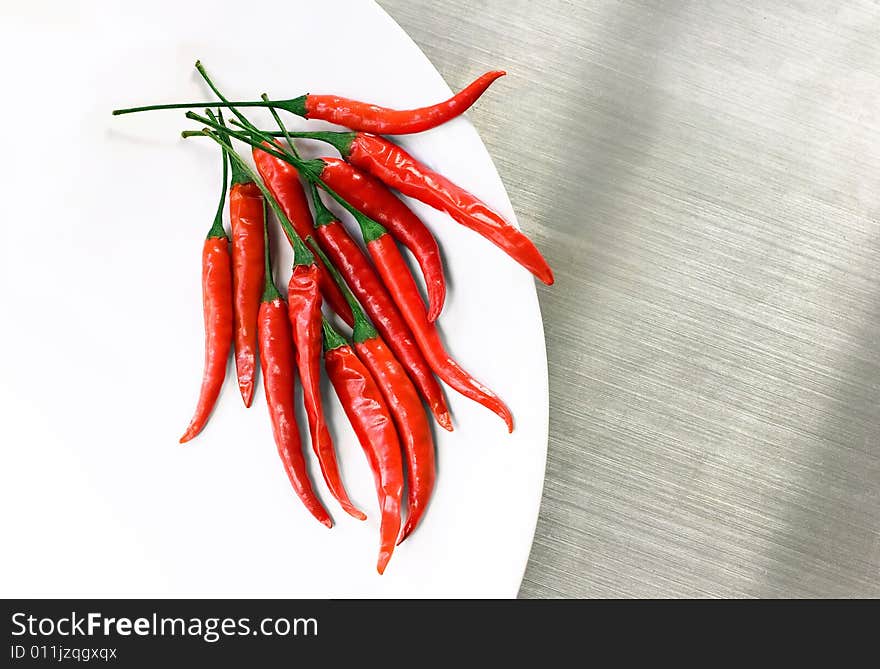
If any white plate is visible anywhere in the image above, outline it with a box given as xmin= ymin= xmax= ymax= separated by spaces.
xmin=0 ymin=0 xmax=548 ymax=597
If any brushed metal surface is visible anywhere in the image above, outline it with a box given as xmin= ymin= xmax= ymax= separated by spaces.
xmin=378 ymin=0 xmax=880 ymax=597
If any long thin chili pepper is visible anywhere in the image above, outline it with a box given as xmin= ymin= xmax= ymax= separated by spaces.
xmin=322 ymin=320 xmax=403 ymax=574
xmin=287 ymin=256 xmax=366 ymax=521
xmin=227 ymin=144 xmax=264 ymax=408
xmin=180 ymin=139 xmax=234 ymax=443
xmin=313 ymin=202 xmax=452 ymax=431
xmin=252 ymin=143 xmax=354 ymax=327
xmin=263 ymin=100 xmax=436 ymax=532
xmin=207 ymin=115 xmax=508 ymax=430
xmin=191 ymin=110 xmax=454 ymax=432
xmin=258 ymin=212 xmax=332 ymax=528
xmin=320 ymin=242 xmax=436 ymax=542
xmin=114 ymin=64 xmax=505 ymax=135
xmin=265 ymin=129 xmax=553 ymax=285
xmin=313 ymin=156 xmax=446 ymax=322
xmin=322 ymin=184 xmax=514 ymax=432
xmin=189 ymin=121 xmax=370 ymax=518
xmin=252 ymin=99 xmax=364 ymax=519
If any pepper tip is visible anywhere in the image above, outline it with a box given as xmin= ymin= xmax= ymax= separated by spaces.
xmin=501 ymin=409 xmax=514 ymax=433
xmin=396 ymin=524 xmax=413 ymax=546
xmin=342 ymin=504 xmax=368 ymax=521
xmin=178 ymin=426 xmax=197 ymax=443
xmin=239 ymin=381 xmax=255 ymax=408
xmin=435 ymin=410 xmax=454 ymax=432
xmin=376 ymin=552 xmax=392 ymax=575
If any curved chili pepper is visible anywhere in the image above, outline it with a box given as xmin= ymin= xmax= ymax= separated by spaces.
xmin=228 ymin=172 xmax=265 ymax=407
xmin=282 ymin=140 xmax=514 ymax=429
xmin=318 ymin=157 xmax=447 ymax=322
xmin=276 ymin=130 xmax=553 ymax=285
xmin=303 ymin=70 xmax=505 ymax=134
xmin=180 ymin=147 xmax=233 ymax=444
xmin=355 ymin=335 xmax=436 ymax=543
xmin=331 ymin=198 xmax=513 ymax=431
xmin=323 ymin=322 xmax=403 ymax=574
xmin=287 ymin=263 xmax=365 ymax=521
xmin=114 ymin=67 xmax=505 ymax=135
xmin=315 ymin=219 xmax=452 ymax=432
xmin=352 ymin=134 xmax=552 ymax=284
xmin=314 ymin=233 xmax=437 ymax=542
xmin=259 ymin=299 xmax=333 ymax=527
xmin=252 ymin=143 xmax=354 ymax=326
xmin=259 ymin=245 xmax=332 ymax=527
xmin=179 ymin=238 xmax=234 ymax=442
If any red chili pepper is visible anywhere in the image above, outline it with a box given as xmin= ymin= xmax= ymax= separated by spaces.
xmin=278 ymin=130 xmax=553 ymax=285
xmin=315 ymin=218 xmax=452 ymax=432
xmin=287 ymin=263 xmax=365 ymax=521
xmin=179 ymin=150 xmax=233 ymax=443
xmin=317 ymin=157 xmax=446 ymax=322
xmin=115 ymin=68 xmax=505 ymax=135
xmin=245 ymin=130 xmax=454 ymax=432
xmin=323 ymin=321 xmax=403 ymax=574
xmin=313 ymin=233 xmax=437 ymax=542
xmin=258 ymin=242 xmax=332 ymax=528
xmin=355 ymin=335 xmax=436 ymax=543
xmin=203 ymin=130 xmax=350 ymax=527
xmin=252 ymin=143 xmax=354 ymax=326
xmin=303 ymin=70 xmax=506 ymax=134
xmin=228 ymin=166 xmax=265 ymax=408
xmin=328 ymin=193 xmax=514 ymax=431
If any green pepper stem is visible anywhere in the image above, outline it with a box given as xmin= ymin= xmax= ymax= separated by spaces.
xmin=193 ymin=111 xmax=325 ymax=183
xmin=190 ymin=107 xmax=386 ymax=249
xmin=186 ymin=129 xmax=313 ymax=266
xmin=191 ymin=128 xmax=355 ymax=155
xmin=206 ymin=119 xmax=228 ymax=240
xmin=196 ymin=62 xmax=257 ymax=134
xmin=112 ymin=96 xmax=308 ymax=117
xmin=196 ymin=62 xmax=269 ymax=184
xmin=317 ymin=181 xmax=389 ymax=243
xmin=209 ymin=108 xmax=249 ymax=185
xmin=305 ymin=176 xmax=335 ymax=227
xmin=186 ymin=111 xmax=291 ymax=163
xmin=309 ymin=235 xmax=377 ymax=342
xmin=260 ymin=130 xmax=355 ymax=157
xmin=256 ymin=98 xmax=334 ymax=228
xmin=322 ymin=316 xmax=348 ymax=351
xmin=257 ymin=96 xmax=375 ymax=338
xmin=261 ymin=92 xmax=300 ymax=157
xmin=261 ymin=207 xmax=281 ymax=302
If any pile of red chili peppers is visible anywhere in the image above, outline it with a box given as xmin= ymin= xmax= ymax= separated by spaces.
xmin=113 ymin=61 xmax=554 ymax=574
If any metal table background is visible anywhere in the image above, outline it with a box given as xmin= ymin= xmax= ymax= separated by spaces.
xmin=378 ymin=0 xmax=880 ymax=598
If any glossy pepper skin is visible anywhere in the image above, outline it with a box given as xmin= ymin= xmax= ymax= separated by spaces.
xmin=366 ymin=227 xmax=513 ymax=431
xmin=229 ymin=179 xmax=266 ymax=407
xmin=252 ymin=144 xmax=354 ymax=326
xmin=315 ymin=220 xmax=452 ymax=432
xmin=302 ymin=70 xmax=505 ymax=135
xmin=355 ymin=336 xmax=436 ymax=542
xmin=324 ymin=336 xmax=403 ymax=573
xmin=319 ymin=157 xmax=447 ymax=322
xmin=289 ymin=130 xmax=553 ymax=285
xmin=287 ymin=264 xmax=365 ymax=520
xmin=349 ymin=134 xmax=553 ymax=285
xmin=259 ymin=297 xmax=333 ymax=527
xmin=179 ymin=236 xmax=234 ymax=443
xmin=113 ymin=70 xmax=504 ymax=134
